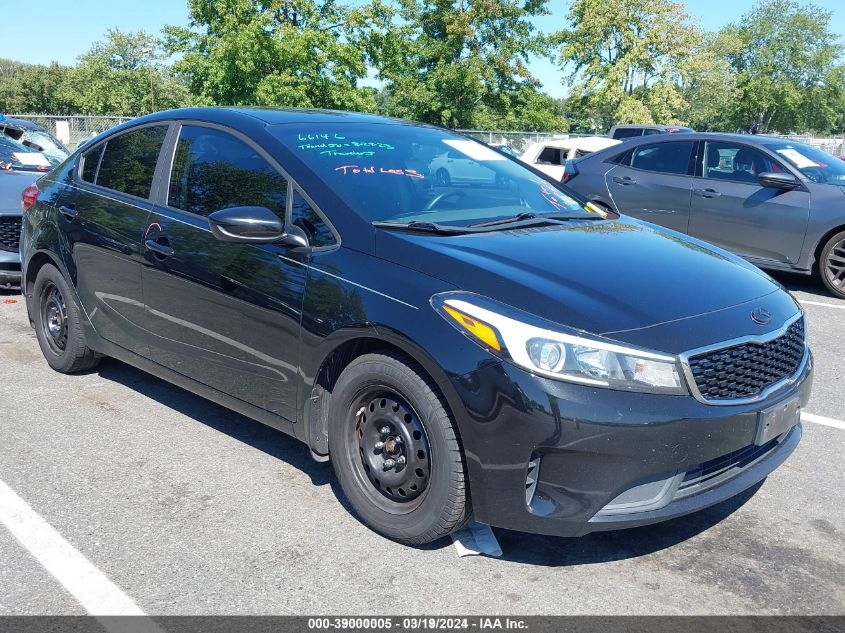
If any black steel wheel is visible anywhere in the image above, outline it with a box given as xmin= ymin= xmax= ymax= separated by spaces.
xmin=328 ymin=351 xmax=470 ymax=545
xmin=32 ymin=265 xmax=100 ymax=373
xmin=820 ymin=230 xmax=845 ymax=299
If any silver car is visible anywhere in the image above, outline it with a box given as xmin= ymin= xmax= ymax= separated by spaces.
xmin=564 ymin=133 xmax=845 ymax=299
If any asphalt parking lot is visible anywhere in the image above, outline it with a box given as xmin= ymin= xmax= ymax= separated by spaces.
xmin=1 ymin=272 xmax=843 ymax=616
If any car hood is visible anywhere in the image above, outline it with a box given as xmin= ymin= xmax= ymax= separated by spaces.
xmin=375 ymin=218 xmax=785 ymax=346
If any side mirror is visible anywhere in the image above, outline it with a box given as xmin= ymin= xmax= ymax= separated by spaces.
xmin=758 ymin=172 xmax=800 ymax=190
xmin=208 ymin=206 xmax=307 ymax=248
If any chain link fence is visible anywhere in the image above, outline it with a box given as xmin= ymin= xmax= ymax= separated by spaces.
xmin=7 ymin=114 xmax=131 ymax=148
xmin=8 ymin=115 xmax=845 ymax=157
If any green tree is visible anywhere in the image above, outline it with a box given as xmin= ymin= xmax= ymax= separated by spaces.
xmin=372 ymin=0 xmax=559 ymax=129
xmin=721 ymin=0 xmax=841 ymax=133
xmin=62 ymin=30 xmax=191 ymax=116
xmin=0 ymin=60 xmax=72 ymax=114
xmin=164 ymin=0 xmax=377 ymax=111
xmin=557 ymin=0 xmax=699 ymax=128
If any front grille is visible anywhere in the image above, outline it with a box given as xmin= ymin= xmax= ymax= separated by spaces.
xmin=687 ymin=318 xmax=805 ymax=402
xmin=0 ymin=216 xmax=22 ymax=252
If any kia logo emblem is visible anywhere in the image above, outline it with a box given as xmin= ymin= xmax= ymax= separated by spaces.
xmin=751 ymin=308 xmax=772 ymax=325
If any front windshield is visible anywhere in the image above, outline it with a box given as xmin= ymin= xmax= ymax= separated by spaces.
xmin=769 ymin=142 xmax=845 ymax=186
xmin=21 ymin=130 xmax=69 ymax=163
xmin=0 ymin=137 xmax=58 ymax=172
xmin=272 ymin=123 xmax=596 ymax=226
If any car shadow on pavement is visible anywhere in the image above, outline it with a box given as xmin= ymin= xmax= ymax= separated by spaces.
xmin=492 ymin=481 xmax=762 ymax=566
xmin=768 ymin=270 xmax=838 ymax=300
xmin=95 ymin=357 xmax=338 ymax=491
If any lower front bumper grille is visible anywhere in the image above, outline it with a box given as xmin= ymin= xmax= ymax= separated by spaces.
xmin=0 ymin=216 xmax=22 ymax=252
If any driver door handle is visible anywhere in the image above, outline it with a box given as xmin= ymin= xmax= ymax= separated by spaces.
xmin=694 ymin=188 xmax=722 ymax=198
xmin=59 ymin=204 xmax=78 ymax=219
xmin=145 ymin=239 xmax=174 ymax=258
xmin=612 ymin=176 xmax=637 ymax=185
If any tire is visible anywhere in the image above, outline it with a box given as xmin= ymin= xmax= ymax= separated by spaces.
xmin=819 ymin=230 xmax=845 ymax=299
xmin=436 ymin=168 xmax=451 ymax=187
xmin=32 ymin=265 xmax=100 ymax=373
xmin=328 ymin=351 xmax=470 ymax=545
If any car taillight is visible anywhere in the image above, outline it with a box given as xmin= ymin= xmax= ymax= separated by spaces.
xmin=21 ymin=184 xmax=38 ymax=212
xmin=561 ymin=162 xmax=578 ymax=184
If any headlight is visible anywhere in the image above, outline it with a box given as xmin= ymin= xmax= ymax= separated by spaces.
xmin=433 ymin=293 xmax=687 ymax=395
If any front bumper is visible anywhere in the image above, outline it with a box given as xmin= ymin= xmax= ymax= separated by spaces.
xmin=0 ymin=247 xmax=21 ymax=289
xmin=450 ymin=351 xmax=812 ymax=538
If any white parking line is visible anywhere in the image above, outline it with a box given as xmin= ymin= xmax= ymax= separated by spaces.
xmin=0 ymin=478 xmax=145 ymax=615
xmin=803 ymin=412 xmax=845 ymax=431
xmin=799 ymin=299 xmax=845 ymax=310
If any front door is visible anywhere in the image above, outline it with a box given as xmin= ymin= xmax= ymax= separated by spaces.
xmin=688 ymin=141 xmax=811 ymax=266
xmin=606 ymin=140 xmax=696 ymax=233
xmin=63 ymin=124 xmax=169 ymax=356
xmin=140 ymin=123 xmax=309 ymax=421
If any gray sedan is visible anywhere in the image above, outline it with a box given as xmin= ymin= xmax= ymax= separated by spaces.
xmin=564 ymin=133 xmax=845 ymax=299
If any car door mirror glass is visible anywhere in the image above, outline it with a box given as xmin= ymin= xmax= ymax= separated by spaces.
xmin=757 ymin=172 xmax=799 ymax=190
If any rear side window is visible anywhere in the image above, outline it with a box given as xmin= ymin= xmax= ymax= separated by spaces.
xmin=292 ymin=190 xmax=335 ymax=248
xmin=612 ymin=128 xmax=643 ymax=140
xmin=81 ymin=145 xmax=103 ymax=183
xmin=630 ymin=141 xmax=695 ymax=175
xmin=168 ymin=126 xmax=288 ymax=219
xmin=536 ymin=146 xmax=563 ymax=165
xmin=96 ymin=126 xmax=168 ymax=198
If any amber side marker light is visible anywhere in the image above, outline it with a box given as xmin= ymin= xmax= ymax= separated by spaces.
xmin=442 ymin=304 xmax=502 ymax=351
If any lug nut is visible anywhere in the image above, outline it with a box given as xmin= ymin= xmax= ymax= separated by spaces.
xmin=374 ymin=441 xmax=384 ymax=450
xmin=394 ymin=436 xmax=402 ymax=444
xmin=396 ymin=456 xmax=406 ymax=465
xmin=383 ymin=458 xmax=396 ymax=468
xmin=380 ymin=426 xmax=390 ymax=435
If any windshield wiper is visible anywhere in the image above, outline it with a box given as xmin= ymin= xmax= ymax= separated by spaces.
xmin=372 ymin=220 xmax=469 ymax=235
xmin=468 ymin=212 xmax=601 ymax=228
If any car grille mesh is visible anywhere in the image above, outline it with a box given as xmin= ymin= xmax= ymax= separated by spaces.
xmin=687 ymin=318 xmax=805 ymax=401
xmin=0 ymin=216 xmax=22 ymax=252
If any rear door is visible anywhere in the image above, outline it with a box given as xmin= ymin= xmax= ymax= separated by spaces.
xmin=62 ymin=124 xmax=170 ymax=356
xmin=140 ymin=122 xmax=328 ymax=421
xmin=605 ymin=140 xmax=696 ymax=233
xmin=688 ymin=140 xmax=810 ymax=265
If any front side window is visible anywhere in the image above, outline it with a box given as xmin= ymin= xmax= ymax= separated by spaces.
xmin=292 ymin=190 xmax=335 ymax=247
xmin=272 ymin=124 xmax=596 ymax=226
xmin=169 ymin=126 xmax=288 ymax=218
xmin=703 ymin=142 xmax=782 ymax=183
xmin=767 ymin=142 xmax=845 ymax=186
xmin=630 ymin=141 xmax=694 ymax=175
xmin=96 ymin=126 xmax=168 ymax=198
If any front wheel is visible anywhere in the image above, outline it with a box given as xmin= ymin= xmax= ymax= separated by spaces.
xmin=819 ymin=230 xmax=845 ymax=299
xmin=328 ymin=351 xmax=470 ymax=545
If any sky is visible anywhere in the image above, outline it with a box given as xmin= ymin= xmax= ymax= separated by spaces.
xmin=2 ymin=0 xmax=844 ymax=99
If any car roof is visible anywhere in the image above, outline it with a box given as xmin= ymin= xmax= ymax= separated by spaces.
xmin=139 ymin=107 xmax=422 ymax=128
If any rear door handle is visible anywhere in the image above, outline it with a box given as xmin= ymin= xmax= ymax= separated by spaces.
xmin=694 ymin=188 xmax=722 ymax=198
xmin=144 ymin=239 xmax=174 ymax=258
xmin=612 ymin=176 xmax=636 ymax=185
xmin=59 ymin=204 xmax=78 ymax=219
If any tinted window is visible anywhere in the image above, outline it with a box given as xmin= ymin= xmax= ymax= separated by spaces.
xmin=96 ymin=126 xmax=167 ymax=198
xmin=81 ymin=145 xmax=103 ymax=183
xmin=642 ymin=128 xmax=665 ymax=136
xmin=272 ymin=124 xmax=594 ymax=226
xmin=703 ymin=142 xmax=782 ymax=183
xmin=630 ymin=141 xmax=694 ymax=175
xmin=537 ymin=146 xmax=563 ymax=165
xmin=613 ymin=128 xmax=643 ymax=139
xmin=169 ymin=126 xmax=288 ymax=218
xmin=292 ymin=190 xmax=335 ymax=247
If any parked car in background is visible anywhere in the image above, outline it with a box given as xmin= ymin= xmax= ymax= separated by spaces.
xmin=0 ymin=137 xmax=62 ymax=288
xmin=564 ymin=133 xmax=845 ymax=298
xmin=488 ymin=142 xmax=520 ymax=158
xmin=429 ymin=147 xmax=503 ymax=186
xmin=21 ymin=108 xmax=810 ymax=545
xmin=609 ymin=124 xmax=694 ymax=140
xmin=0 ymin=116 xmax=70 ymax=164
xmin=520 ymin=137 xmax=621 ymax=181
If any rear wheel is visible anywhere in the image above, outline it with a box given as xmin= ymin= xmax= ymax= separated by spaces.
xmin=819 ymin=230 xmax=845 ymax=299
xmin=33 ymin=265 xmax=100 ymax=373
xmin=328 ymin=351 xmax=470 ymax=545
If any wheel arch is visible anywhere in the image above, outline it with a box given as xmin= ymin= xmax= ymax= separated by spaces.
xmin=23 ymin=250 xmax=67 ymax=325
xmin=812 ymin=223 xmax=845 ymax=270
xmin=302 ymin=330 xmax=466 ymax=463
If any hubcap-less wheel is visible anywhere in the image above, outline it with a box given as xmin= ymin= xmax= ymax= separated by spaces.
xmin=352 ymin=390 xmax=431 ymax=509
xmin=824 ymin=237 xmax=845 ymax=291
xmin=40 ymin=282 xmax=68 ymax=354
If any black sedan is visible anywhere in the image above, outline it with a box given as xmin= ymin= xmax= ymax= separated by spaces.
xmin=20 ymin=108 xmax=811 ymax=545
